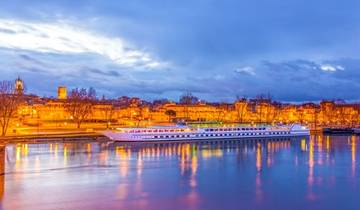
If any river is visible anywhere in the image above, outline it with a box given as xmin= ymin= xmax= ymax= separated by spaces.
xmin=0 ymin=135 xmax=359 ymax=210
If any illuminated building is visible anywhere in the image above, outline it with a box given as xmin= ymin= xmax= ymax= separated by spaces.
xmin=15 ymin=76 xmax=24 ymax=94
xmin=4 ymin=77 xmax=360 ymax=134
xmin=57 ymin=86 xmax=67 ymax=100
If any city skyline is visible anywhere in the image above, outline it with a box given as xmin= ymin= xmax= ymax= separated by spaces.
xmin=1 ymin=1 xmax=360 ymax=102
xmin=6 ymin=76 xmax=359 ymax=104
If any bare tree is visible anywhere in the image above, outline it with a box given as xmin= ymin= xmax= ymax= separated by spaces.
xmin=268 ymin=102 xmax=282 ymax=123
xmin=0 ymin=81 xmax=23 ymax=136
xmin=65 ymin=88 xmax=96 ymax=129
xmin=165 ymin=109 xmax=176 ymax=122
xmin=103 ymin=102 xmax=116 ymax=129
xmin=179 ymin=91 xmax=199 ymax=105
xmin=179 ymin=91 xmax=199 ymax=120
xmin=254 ymin=94 xmax=272 ymax=124
xmin=235 ymin=97 xmax=248 ymax=123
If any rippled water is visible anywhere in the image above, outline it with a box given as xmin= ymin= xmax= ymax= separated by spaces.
xmin=0 ymin=135 xmax=359 ymax=210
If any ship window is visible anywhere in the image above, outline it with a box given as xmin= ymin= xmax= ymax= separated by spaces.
xmin=176 ymin=135 xmax=180 ymax=137
xmin=154 ymin=136 xmax=158 ymax=138
xmin=187 ymin=135 xmax=190 ymax=137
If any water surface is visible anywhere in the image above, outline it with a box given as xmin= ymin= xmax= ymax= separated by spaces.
xmin=0 ymin=135 xmax=359 ymax=210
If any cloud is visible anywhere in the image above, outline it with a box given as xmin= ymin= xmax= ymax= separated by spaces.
xmin=320 ymin=64 xmax=345 ymax=72
xmin=0 ymin=19 xmax=166 ymax=69
xmin=235 ymin=66 xmax=256 ymax=76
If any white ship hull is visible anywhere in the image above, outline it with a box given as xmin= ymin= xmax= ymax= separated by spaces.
xmin=102 ymin=124 xmax=310 ymax=142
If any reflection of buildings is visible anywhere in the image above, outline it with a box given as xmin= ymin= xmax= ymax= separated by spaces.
xmin=0 ymin=144 xmax=5 ymax=202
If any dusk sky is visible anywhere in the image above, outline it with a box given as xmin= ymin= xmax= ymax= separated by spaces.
xmin=1 ymin=0 xmax=360 ymax=102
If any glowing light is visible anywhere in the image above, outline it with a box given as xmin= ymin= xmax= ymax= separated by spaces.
xmin=256 ymin=143 xmax=262 ymax=172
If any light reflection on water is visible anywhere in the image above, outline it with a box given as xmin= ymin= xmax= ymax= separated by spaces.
xmin=0 ymin=135 xmax=359 ymax=210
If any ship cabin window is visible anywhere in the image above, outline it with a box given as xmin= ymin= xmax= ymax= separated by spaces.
xmin=154 ymin=136 xmax=158 ymax=138
xmin=160 ymin=136 xmax=164 ymax=138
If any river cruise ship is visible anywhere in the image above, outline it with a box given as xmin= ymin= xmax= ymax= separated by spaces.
xmin=102 ymin=124 xmax=309 ymax=142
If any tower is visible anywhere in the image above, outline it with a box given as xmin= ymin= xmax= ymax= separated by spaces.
xmin=15 ymin=77 xmax=24 ymax=94
xmin=58 ymin=86 xmax=67 ymax=99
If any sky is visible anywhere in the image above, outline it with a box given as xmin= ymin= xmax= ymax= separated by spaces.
xmin=0 ymin=0 xmax=360 ymax=102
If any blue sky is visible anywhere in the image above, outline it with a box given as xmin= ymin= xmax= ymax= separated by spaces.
xmin=0 ymin=0 xmax=360 ymax=102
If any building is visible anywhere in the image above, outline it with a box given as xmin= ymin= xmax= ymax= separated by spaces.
xmin=15 ymin=77 xmax=24 ymax=94
xmin=57 ymin=86 xmax=67 ymax=99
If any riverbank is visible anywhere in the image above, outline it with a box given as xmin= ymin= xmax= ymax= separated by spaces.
xmin=0 ymin=131 xmax=108 ymax=144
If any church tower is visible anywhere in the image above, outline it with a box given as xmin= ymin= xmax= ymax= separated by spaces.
xmin=15 ymin=77 xmax=24 ymax=94
xmin=58 ymin=86 xmax=67 ymax=99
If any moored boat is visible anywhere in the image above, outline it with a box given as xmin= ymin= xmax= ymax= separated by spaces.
xmin=102 ymin=124 xmax=310 ymax=142
xmin=322 ymin=128 xmax=354 ymax=135
xmin=354 ymin=128 xmax=360 ymax=135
